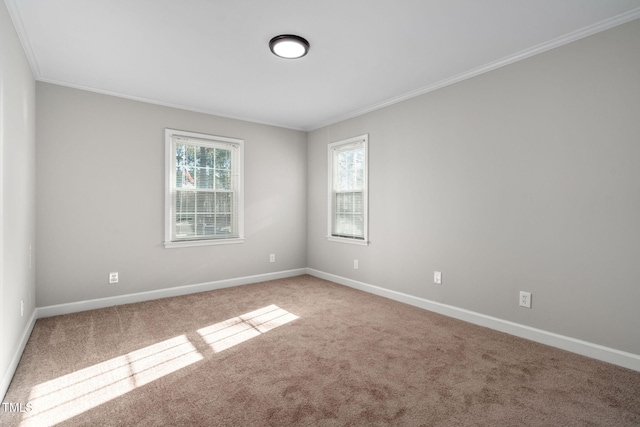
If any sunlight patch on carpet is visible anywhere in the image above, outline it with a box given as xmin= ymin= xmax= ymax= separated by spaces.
xmin=22 ymin=335 xmax=203 ymax=427
xmin=197 ymin=304 xmax=299 ymax=352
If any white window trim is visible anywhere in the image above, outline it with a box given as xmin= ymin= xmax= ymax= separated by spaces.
xmin=164 ymin=128 xmax=244 ymax=248
xmin=327 ymin=134 xmax=369 ymax=246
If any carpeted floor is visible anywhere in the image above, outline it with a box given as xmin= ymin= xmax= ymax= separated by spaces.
xmin=2 ymin=275 xmax=640 ymax=426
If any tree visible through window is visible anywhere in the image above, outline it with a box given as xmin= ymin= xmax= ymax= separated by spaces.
xmin=165 ymin=129 xmax=244 ymax=248
xmin=328 ymin=134 xmax=368 ymax=244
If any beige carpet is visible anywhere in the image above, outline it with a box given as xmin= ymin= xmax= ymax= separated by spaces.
xmin=2 ymin=275 xmax=639 ymax=426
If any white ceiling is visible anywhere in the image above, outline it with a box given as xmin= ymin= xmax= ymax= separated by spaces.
xmin=6 ymin=0 xmax=640 ymax=131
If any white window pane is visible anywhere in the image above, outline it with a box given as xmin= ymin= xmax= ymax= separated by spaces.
xmin=335 ymin=192 xmax=363 ymax=214
xmin=196 ymin=193 xmax=215 ymax=213
xmin=175 ymin=215 xmax=194 ymax=238
xmin=205 ymin=147 xmax=216 ymax=168
xmin=175 ymin=191 xmax=195 ymax=213
xmin=215 ymin=171 xmax=231 ymax=190
xmin=177 ymin=166 xmax=195 ymax=188
xmin=196 ymin=168 xmax=214 ymax=189
xmin=185 ymin=145 xmax=196 ymax=167
xmin=216 ymin=193 xmax=232 ymax=213
xmin=215 ymin=214 xmax=232 ymax=235
xmin=215 ymin=148 xmax=231 ymax=168
xmin=334 ymin=214 xmax=363 ymax=238
xmin=336 ymin=147 xmax=364 ymax=191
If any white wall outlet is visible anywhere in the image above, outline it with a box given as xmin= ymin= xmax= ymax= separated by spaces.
xmin=109 ymin=272 xmax=119 ymax=284
xmin=434 ymin=271 xmax=442 ymax=284
xmin=354 ymin=259 xmax=359 ymax=269
xmin=519 ymin=291 xmax=532 ymax=308
xmin=270 ymin=254 xmax=275 ymax=263
xmin=21 ymin=300 xmax=24 ymax=317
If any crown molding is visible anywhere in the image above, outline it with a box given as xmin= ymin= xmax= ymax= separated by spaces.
xmin=307 ymin=7 xmax=640 ymax=131
xmin=4 ymin=0 xmax=40 ymax=78
xmin=35 ymin=76 xmax=308 ymax=132
xmin=5 ymin=0 xmax=640 ymax=132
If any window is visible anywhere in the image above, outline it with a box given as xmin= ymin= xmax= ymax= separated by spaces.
xmin=165 ymin=129 xmax=244 ymax=248
xmin=328 ymin=134 xmax=368 ymax=245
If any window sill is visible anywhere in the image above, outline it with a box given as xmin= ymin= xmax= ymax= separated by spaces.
xmin=164 ymin=238 xmax=245 ymax=249
xmin=327 ymin=236 xmax=369 ymax=246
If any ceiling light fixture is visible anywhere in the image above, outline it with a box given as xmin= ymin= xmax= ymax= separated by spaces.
xmin=269 ymin=34 xmax=309 ymax=59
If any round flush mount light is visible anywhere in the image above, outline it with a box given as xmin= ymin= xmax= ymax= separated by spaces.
xmin=269 ymin=34 xmax=310 ymax=59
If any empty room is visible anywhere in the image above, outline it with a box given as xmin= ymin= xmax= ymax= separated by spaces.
xmin=2 ymin=1 xmax=640 ymax=425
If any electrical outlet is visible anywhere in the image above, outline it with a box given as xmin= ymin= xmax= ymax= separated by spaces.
xmin=109 ymin=272 xmax=119 ymax=284
xmin=270 ymin=254 xmax=275 ymax=263
xmin=353 ymin=259 xmax=359 ymax=270
xmin=434 ymin=271 xmax=442 ymax=284
xmin=21 ymin=300 xmax=24 ymax=317
xmin=519 ymin=291 xmax=532 ymax=308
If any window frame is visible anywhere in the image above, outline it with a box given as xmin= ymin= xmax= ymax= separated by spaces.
xmin=327 ymin=134 xmax=369 ymax=246
xmin=164 ymin=128 xmax=244 ymax=248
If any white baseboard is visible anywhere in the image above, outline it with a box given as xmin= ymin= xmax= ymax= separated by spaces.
xmin=306 ymin=268 xmax=640 ymax=372
xmin=25 ymin=267 xmax=640 ymax=375
xmin=3 ymin=269 xmax=305 ymax=399
xmin=1 ymin=309 xmax=37 ymax=401
xmin=37 ymin=268 xmax=307 ymax=318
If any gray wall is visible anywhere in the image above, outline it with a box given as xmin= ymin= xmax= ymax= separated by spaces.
xmin=4 ymin=7 xmax=639 ymax=389
xmin=307 ymin=19 xmax=640 ymax=355
xmin=36 ymin=84 xmax=307 ymax=307
xmin=1 ymin=0 xmax=36 ymax=395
